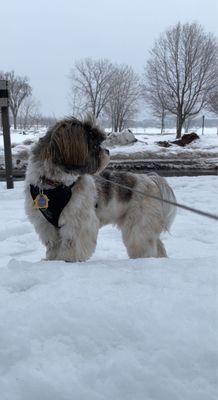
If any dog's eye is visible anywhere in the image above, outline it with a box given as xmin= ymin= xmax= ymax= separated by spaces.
xmin=93 ymin=143 xmax=101 ymax=151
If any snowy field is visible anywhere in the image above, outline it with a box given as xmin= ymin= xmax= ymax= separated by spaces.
xmin=0 ymin=127 xmax=218 ymax=167
xmin=112 ymin=129 xmax=218 ymax=160
xmin=0 ymin=176 xmax=217 ymax=400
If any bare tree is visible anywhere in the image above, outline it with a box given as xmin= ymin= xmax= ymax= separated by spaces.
xmin=68 ymin=87 xmax=87 ymax=119
xmin=141 ymin=65 xmax=167 ymax=134
xmin=183 ymin=115 xmax=196 ymax=133
xmin=105 ymin=65 xmax=140 ymax=132
xmin=207 ymin=91 xmax=218 ymax=115
xmin=142 ymin=86 xmax=167 ymax=134
xmin=0 ymin=70 xmax=32 ymax=129
xmin=18 ymin=96 xmax=41 ymax=130
xmin=143 ymin=22 xmax=217 ymax=138
xmin=155 ymin=107 xmax=167 ymax=135
xmin=69 ymin=58 xmax=115 ymax=119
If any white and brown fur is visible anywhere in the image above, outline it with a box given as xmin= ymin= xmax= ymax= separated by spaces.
xmin=25 ymin=116 xmax=176 ymax=261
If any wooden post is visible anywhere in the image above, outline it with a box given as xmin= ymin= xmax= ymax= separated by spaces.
xmin=0 ymin=80 xmax=14 ymax=189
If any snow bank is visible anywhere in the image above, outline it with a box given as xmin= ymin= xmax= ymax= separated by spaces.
xmin=105 ymin=129 xmax=137 ymax=147
xmin=110 ymin=132 xmax=218 ymax=160
xmin=0 ymin=176 xmax=217 ymax=399
xmin=0 ymin=128 xmax=218 ymax=169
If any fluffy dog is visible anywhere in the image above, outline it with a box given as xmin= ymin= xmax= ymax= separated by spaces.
xmin=25 ymin=116 xmax=176 ymax=261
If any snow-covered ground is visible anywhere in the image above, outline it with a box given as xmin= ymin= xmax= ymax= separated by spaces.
xmin=0 ymin=176 xmax=217 ymax=400
xmin=111 ymin=130 xmax=218 ymax=160
xmin=0 ymin=127 xmax=218 ymax=168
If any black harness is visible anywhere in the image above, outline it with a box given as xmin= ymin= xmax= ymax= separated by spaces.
xmin=30 ymin=182 xmax=75 ymax=229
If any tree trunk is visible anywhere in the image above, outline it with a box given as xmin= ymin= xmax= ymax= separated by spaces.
xmin=13 ymin=112 xmax=17 ymax=130
xmin=176 ymin=114 xmax=183 ymax=139
xmin=161 ymin=111 xmax=165 ymax=134
xmin=118 ymin=116 xmax=124 ymax=132
xmin=114 ymin=121 xmax=118 ymax=132
xmin=184 ymin=117 xmax=190 ymax=133
xmin=111 ymin=119 xmax=114 ymax=132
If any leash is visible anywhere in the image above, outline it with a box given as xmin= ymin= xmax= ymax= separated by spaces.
xmin=99 ymin=176 xmax=218 ymax=221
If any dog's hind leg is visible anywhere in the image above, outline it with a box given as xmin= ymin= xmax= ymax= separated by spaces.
xmin=123 ymin=232 xmax=159 ymax=258
xmin=124 ymin=234 xmax=168 ymax=258
xmin=119 ymin=209 xmax=167 ymax=258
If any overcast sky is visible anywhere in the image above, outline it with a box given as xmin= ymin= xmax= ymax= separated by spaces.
xmin=0 ymin=0 xmax=217 ymax=117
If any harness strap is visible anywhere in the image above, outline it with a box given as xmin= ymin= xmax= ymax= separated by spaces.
xmin=30 ymin=182 xmax=75 ymax=228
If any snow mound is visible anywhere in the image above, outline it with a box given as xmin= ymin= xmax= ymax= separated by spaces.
xmin=105 ymin=129 xmax=137 ymax=147
xmin=11 ymin=144 xmax=31 ymax=168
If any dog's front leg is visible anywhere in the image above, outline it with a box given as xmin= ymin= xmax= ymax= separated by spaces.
xmin=35 ymin=224 xmax=60 ymax=260
xmin=31 ymin=216 xmax=60 ymax=260
xmin=56 ymin=215 xmax=99 ymax=262
xmin=45 ymin=239 xmax=60 ymax=260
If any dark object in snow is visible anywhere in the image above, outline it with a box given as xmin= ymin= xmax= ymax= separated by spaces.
xmin=156 ymin=140 xmax=172 ymax=148
xmin=156 ymin=132 xmax=200 ymax=148
xmin=172 ymin=132 xmax=200 ymax=147
xmin=23 ymin=139 xmax=34 ymax=146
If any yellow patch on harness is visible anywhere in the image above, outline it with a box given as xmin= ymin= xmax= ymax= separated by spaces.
xmin=33 ymin=192 xmax=49 ymax=209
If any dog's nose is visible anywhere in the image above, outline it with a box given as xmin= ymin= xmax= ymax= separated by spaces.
xmin=105 ymin=149 xmax=110 ymax=155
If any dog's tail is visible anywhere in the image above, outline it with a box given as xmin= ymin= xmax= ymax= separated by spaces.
xmin=147 ymin=173 xmax=177 ymax=231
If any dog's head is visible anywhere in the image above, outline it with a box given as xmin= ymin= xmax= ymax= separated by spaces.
xmin=33 ymin=116 xmax=110 ymax=174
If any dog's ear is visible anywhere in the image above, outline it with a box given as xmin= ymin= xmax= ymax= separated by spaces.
xmin=34 ymin=116 xmax=108 ymax=174
xmin=83 ymin=115 xmax=106 ymax=143
xmin=50 ymin=122 xmax=88 ymax=168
